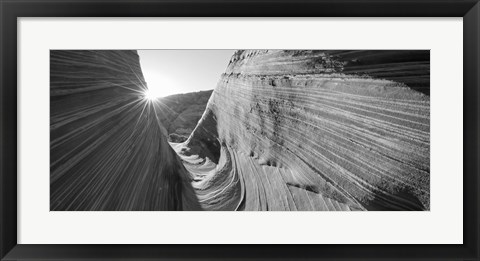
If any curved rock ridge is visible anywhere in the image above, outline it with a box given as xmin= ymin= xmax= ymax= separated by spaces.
xmin=183 ymin=50 xmax=430 ymax=211
xmin=226 ymin=50 xmax=430 ymax=95
xmin=50 ymin=50 xmax=430 ymax=211
xmin=50 ymin=50 xmax=200 ymax=211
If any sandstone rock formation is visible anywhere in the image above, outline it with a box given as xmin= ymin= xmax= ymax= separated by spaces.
xmin=50 ymin=50 xmax=200 ymax=210
xmin=154 ymin=90 xmax=213 ymax=142
xmin=50 ymin=50 xmax=429 ymax=211
xmin=181 ymin=50 xmax=430 ymax=211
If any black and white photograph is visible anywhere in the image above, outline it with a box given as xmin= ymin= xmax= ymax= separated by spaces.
xmin=50 ymin=50 xmax=430 ymax=211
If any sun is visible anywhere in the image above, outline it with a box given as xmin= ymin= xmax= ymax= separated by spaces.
xmin=142 ymin=76 xmax=177 ymax=100
xmin=143 ymin=83 xmax=171 ymax=100
xmin=144 ymin=88 xmax=163 ymax=100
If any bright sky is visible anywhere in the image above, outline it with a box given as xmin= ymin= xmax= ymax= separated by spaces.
xmin=138 ymin=50 xmax=234 ymax=98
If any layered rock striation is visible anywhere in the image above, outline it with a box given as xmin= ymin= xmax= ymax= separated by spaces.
xmin=50 ymin=50 xmax=199 ymax=210
xmin=183 ymin=50 xmax=430 ymax=211
xmin=51 ymin=50 xmax=429 ymax=211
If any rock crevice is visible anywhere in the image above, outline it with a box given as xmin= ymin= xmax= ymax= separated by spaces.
xmin=185 ymin=50 xmax=430 ymax=211
xmin=50 ymin=50 xmax=430 ymax=211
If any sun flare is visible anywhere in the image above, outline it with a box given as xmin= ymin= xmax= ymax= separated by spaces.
xmin=142 ymin=75 xmax=177 ymax=100
xmin=144 ymin=88 xmax=163 ymax=100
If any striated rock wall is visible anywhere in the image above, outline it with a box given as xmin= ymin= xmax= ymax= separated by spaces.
xmin=50 ymin=49 xmax=429 ymax=211
xmin=50 ymin=50 xmax=200 ymax=211
xmin=185 ymin=50 xmax=430 ymax=211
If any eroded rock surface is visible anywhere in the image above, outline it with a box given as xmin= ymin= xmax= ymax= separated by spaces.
xmin=50 ymin=50 xmax=429 ymax=211
xmin=182 ymin=50 xmax=430 ymax=211
xmin=50 ymin=50 xmax=200 ymax=210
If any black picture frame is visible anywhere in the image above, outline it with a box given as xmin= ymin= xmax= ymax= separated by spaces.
xmin=1 ymin=0 xmax=479 ymax=260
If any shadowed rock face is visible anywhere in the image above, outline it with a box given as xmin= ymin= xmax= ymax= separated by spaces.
xmin=50 ymin=50 xmax=200 ymax=211
xmin=50 ymin=50 xmax=429 ymax=211
xmin=183 ymin=50 xmax=430 ymax=211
